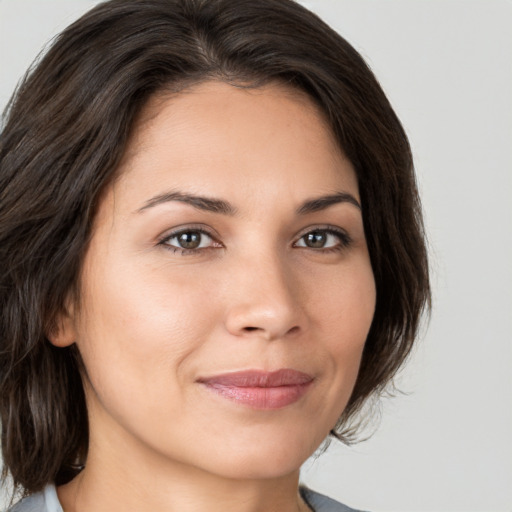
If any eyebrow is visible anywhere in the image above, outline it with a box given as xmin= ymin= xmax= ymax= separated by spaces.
xmin=136 ymin=191 xmax=237 ymax=215
xmin=296 ymin=192 xmax=361 ymax=214
xmin=135 ymin=190 xmax=361 ymax=215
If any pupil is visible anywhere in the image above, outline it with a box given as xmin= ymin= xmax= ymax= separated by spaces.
xmin=306 ymin=231 xmax=326 ymax=248
xmin=178 ymin=232 xmax=201 ymax=249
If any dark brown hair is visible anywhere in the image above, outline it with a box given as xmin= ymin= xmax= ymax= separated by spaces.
xmin=0 ymin=0 xmax=430 ymax=497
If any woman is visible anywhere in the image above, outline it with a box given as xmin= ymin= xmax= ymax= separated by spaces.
xmin=0 ymin=1 xmax=430 ymax=511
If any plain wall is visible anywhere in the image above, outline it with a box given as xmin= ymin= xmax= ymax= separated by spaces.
xmin=1 ymin=1 xmax=511 ymax=511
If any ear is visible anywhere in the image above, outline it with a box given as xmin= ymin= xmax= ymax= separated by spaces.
xmin=47 ymin=303 xmax=77 ymax=347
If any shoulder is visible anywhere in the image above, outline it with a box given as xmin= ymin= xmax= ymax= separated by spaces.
xmin=6 ymin=493 xmax=46 ymax=512
xmin=6 ymin=485 xmax=62 ymax=512
xmin=300 ymin=486 xmax=368 ymax=512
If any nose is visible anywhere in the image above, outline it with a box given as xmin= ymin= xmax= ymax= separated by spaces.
xmin=224 ymin=253 xmax=304 ymax=341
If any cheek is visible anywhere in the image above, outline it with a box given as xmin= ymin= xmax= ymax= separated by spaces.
xmin=74 ymin=252 xmax=220 ymax=405
xmin=309 ymin=257 xmax=376 ymax=398
xmin=312 ymin=255 xmax=376 ymax=346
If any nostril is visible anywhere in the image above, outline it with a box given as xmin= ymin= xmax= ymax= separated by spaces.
xmin=241 ymin=325 xmax=300 ymax=335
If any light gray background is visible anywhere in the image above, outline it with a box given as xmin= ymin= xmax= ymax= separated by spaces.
xmin=1 ymin=1 xmax=511 ymax=511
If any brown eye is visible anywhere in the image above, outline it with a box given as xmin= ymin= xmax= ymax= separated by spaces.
xmin=161 ymin=229 xmax=216 ymax=252
xmin=176 ymin=231 xmax=202 ymax=249
xmin=304 ymin=231 xmax=328 ymax=248
xmin=295 ymin=228 xmax=351 ymax=251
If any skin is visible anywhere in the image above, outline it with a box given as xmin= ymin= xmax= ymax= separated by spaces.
xmin=51 ymin=81 xmax=376 ymax=512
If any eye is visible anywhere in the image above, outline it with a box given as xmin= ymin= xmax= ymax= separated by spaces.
xmin=294 ymin=228 xmax=351 ymax=251
xmin=159 ymin=228 xmax=220 ymax=254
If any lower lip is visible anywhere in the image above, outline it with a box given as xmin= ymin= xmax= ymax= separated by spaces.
xmin=202 ymin=382 xmax=312 ymax=409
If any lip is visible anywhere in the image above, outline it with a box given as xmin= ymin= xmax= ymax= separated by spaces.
xmin=197 ymin=369 xmax=314 ymax=410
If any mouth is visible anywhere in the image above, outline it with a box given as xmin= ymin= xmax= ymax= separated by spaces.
xmin=197 ymin=369 xmax=314 ymax=410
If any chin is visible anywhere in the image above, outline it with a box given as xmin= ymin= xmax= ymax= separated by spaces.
xmin=191 ymin=433 xmax=320 ymax=481
xmin=207 ymin=456 xmax=304 ymax=481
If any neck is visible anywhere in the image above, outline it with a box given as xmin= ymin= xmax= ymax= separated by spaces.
xmin=59 ymin=472 xmax=310 ymax=512
xmin=57 ymin=420 xmax=311 ymax=512
xmin=58 ymin=467 xmax=309 ymax=512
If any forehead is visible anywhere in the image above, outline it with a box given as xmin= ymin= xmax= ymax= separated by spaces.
xmin=111 ymin=80 xmax=358 ymax=213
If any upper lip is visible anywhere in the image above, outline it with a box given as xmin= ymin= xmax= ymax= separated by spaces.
xmin=197 ymin=369 xmax=314 ymax=388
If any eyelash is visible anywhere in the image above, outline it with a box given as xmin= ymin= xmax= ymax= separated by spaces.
xmin=157 ymin=225 xmax=220 ymax=256
xmin=295 ymin=227 xmax=352 ymax=254
xmin=157 ymin=225 xmax=352 ymax=256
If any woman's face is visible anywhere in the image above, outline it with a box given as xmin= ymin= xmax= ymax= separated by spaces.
xmin=62 ymin=81 xmax=376 ymax=480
